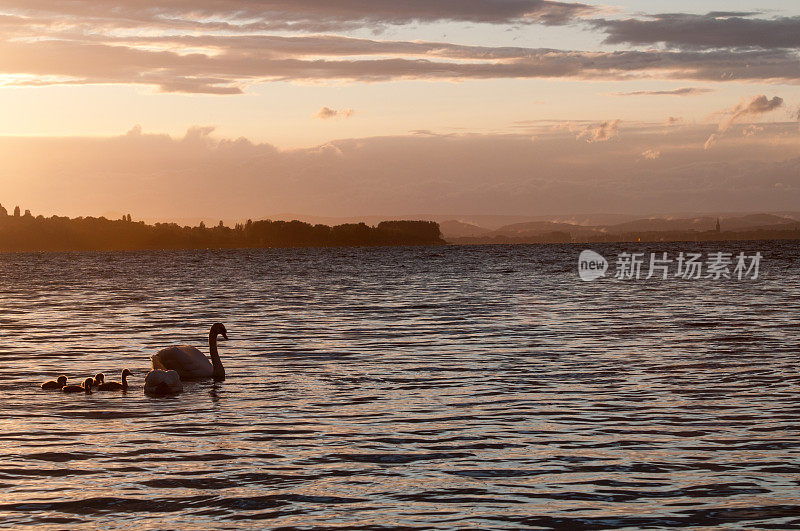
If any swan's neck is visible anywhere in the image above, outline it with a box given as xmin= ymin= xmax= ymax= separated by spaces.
xmin=122 ymin=373 xmax=128 ymax=389
xmin=209 ymin=333 xmax=226 ymax=381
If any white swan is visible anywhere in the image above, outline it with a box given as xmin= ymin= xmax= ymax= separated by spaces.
xmin=150 ymin=323 xmax=228 ymax=381
xmin=144 ymin=369 xmax=183 ymax=395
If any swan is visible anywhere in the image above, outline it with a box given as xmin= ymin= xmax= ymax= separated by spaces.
xmin=93 ymin=373 xmax=105 ymax=388
xmin=97 ymin=369 xmax=131 ymax=391
xmin=63 ymin=377 xmax=94 ymax=394
xmin=41 ymin=375 xmax=67 ymax=390
xmin=144 ymin=369 xmax=183 ymax=395
xmin=150 ymin=323 xmax=228 ymax=381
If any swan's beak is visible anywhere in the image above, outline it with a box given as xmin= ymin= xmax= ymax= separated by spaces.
xmin=221 ymin=332 xmax=229 ymax=341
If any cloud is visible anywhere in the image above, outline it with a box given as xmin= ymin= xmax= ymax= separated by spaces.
xmin=718 ymin=95 xmax=784 ymax=131
xmin=2 ymin=123 xmax=799 ymax=219
xmin=613 ymin=87 xmax=713 ymax=97
xmin=705 ymin=95 xmax=783 ymax=149
xmin=0 ymin=1 xmax=596 ymax=34
xmin=4 ymin=123 xmax=800 ymax=219
xmin=315 ymin=107 xmax=355 ymax=120
xmin=704 ymin=133 xmax=719 ymax=150
xmin=577 ymin=120 xmax=620 ymax=142
xmin=641 ymin=149 xmax=661 ymax=160
xmin=595 ymin=12 xmax=800 ymax=50
xmin=665 ymin=116 xmax=683 ymax=126
xmin=2 ymin=12 xmax=800 ymax=93
xmin=742 ymin=125 xmax=764 ymax=137
xmin=183 ymin=125 xmax=217 ymax=141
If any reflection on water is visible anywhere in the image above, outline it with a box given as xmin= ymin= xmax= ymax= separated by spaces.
xmin=0 ymin=242 xmax=798 ymax=528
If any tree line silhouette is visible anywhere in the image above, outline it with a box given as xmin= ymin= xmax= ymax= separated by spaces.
xmin=0 ymin=204 xmax=444 ymax=251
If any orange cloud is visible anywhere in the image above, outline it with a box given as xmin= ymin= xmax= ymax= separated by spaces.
xmin=613 ymin=87 xmax=712 ymax=97
xmin=577 ymin=120 xmax=620 ymax=142
xmin=315 ymin=107 xmax=355 ymax=120
xmin=719 ymin=95 xmax=783 ymax=132
xmin=705 ymin=95 xmax=784 ymax=149
xmin=5 ymin=122 xmax=797 ymax=220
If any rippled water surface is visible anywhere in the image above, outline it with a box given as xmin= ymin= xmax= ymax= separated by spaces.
xmin=1 ymin=242 xmax=798 ymax=529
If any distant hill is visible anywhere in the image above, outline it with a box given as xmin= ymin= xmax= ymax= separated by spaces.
xmin=439 ymin=220 xmax=491 ymax=239
xmin=602 ymin=214 xmax=796 ymax=234
xmin=447 ymin=213 xmax=800 ymax=244
xmin=492 ymin=221 xmax=597 ymax=238
xmin=716 ymin=213 xmax=796 ymax=231
xmin=603 ymin=217 xmax=717 ymax=234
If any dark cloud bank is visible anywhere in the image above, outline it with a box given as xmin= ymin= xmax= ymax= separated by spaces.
xmin=1 ymin=124 xmax=798 ymax=219
xmin=1 ymin=4 xmax=799 ymax=93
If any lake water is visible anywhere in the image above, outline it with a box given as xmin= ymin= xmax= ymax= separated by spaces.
xmin=0 ymin=242 xmax=798 ymax=529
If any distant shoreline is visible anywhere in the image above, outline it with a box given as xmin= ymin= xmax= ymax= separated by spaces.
xmin=2 ymin=206 xmax=799 ymax=252
xmin=442 ymin=213 xmax=800 ymax=245
xmin=448 ymin=230 xmax=800 ymax=246
xmin=0 ymin=209 xmax=444 ymax=252
xmin=1 ymin=236 xmax=796 ymax=255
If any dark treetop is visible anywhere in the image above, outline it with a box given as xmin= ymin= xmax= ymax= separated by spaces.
xmin=0 ymin=206 xmax=443 ymax=251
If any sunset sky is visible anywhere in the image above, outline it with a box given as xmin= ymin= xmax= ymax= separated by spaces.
xmin=0 ymin=0 xmax=799 ymax=221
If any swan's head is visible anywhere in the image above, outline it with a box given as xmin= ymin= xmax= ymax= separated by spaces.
xmin=94 ymin=373 xmax=105 ymax=385
xmin=57 ymin=375 xmax=67 ymax=386
xmin=83 ymin=377 xmax=94 ymax=390
xmin=211 ymin=322 xmax=228 ymax=341
xmin=122 ymin=368 xmax=132 ymax=378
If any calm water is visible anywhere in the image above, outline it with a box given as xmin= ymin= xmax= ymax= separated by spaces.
xmin=0 ymin=242 xmax=798 ymax=529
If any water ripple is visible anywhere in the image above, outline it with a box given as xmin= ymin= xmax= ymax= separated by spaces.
xmin=0 ymin=242 xmax=798 ymax=528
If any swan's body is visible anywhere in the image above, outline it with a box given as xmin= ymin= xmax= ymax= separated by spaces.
xmin=151 ymin=346 xmax=213 ymax=378
xmin=144 ymin=369 xmax=182 ymax=395
xmin=97 ymin=369 xmax=131 ymax=391
xmin=42 ymin=375 xmax=67 ymax=390
xmin=63 ymin=377 xmax=93 ymax=394
xmin=150 ymin=323 xmax=227 ymax=381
